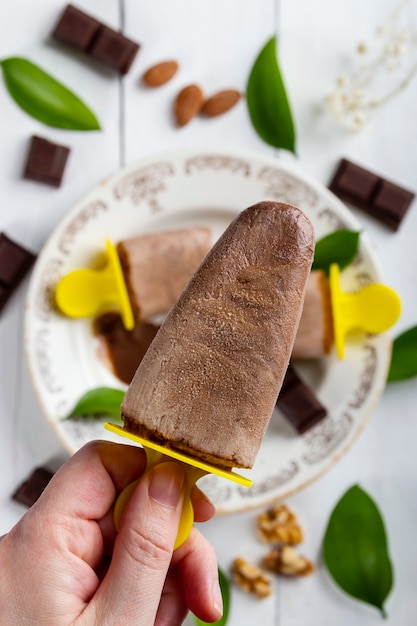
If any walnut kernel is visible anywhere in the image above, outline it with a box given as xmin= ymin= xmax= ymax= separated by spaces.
xmin=256 ymin=504 xmax=303 ymax=544
xmin=263 ymin=545 xmax=314 ymax=577
xmin=231 ymin=557 xmax=272 ymax=598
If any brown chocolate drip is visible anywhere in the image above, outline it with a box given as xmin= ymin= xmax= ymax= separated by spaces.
xmin=93 ymin=313 xmax=160 ymax=384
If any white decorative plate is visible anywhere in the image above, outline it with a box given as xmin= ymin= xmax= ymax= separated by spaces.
xmin=24 ymin=149 xmax=391 ymax=514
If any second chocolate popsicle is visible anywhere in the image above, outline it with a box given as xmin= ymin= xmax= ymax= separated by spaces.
xmin=292 ymin=270 xmax=334 ymax=359
xmin=121 ymin=201 xmax=315 ymax=469
xmin=117 ymin=227 xmax=212 ymax=321
xmin=55 ymin=226 xmax=212 ymax=328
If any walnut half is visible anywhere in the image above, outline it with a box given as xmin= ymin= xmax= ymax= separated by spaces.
xmin=263 ymin=545 xmax=314 ymax=577
xmin=256 ymin=504 xmax=303 ymax=544
xmin=231 ymin=557 xmax=272 ymax=598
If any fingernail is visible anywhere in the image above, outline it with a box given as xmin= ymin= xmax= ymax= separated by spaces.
xmin=149 ymin=463 xmax=184 ymax=509
xmin=212 ymin=577 xmax=223 ymax=617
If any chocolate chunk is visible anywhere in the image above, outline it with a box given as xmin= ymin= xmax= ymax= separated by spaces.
xmin=12 ymin=467 xmax=54 ymax=507
xmin=372 ymin=179 xmax=414 ymax=227
xmin=52 ymin=4 xmax=101 ymax=51
xmin=329 ymin=158 xmax=415 ymax=231
xmin=276 ymin=364 xmax=327 ymax=434
xmin=52 ymin=4 xmax=140 ymax=74
xmin=23 ymin=136 xmax=70 ymax=187
xmin=89 ymin=26 xmax=139 ymax=75
xmin=0 ymin=233 xmax=36 ymax=315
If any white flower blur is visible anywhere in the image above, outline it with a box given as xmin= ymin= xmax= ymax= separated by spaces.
xmin=326 ymin=0 xmax=417 ymax=131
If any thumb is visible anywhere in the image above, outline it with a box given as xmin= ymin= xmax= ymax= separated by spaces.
xmin=90 ymin=461 xmax=185 ymax=625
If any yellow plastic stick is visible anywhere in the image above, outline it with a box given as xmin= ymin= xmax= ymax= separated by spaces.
xmin=329 ymin=263 xmax=401 ymax=359
xmin=105 ymin=422 xmax=252 ymax=550
xmin=55 ymin=239 xmax=134 ymax=330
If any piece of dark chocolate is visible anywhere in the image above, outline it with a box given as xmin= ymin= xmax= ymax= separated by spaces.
xmin=329 ymin=158 xmax=415 ymax=231
xmin=52 ymin=4 xmax=140 ymax=75
xmin=12 ymin=467 xmax=54 ymax=508
xmin=0 ymin=233 xmax=36 ymax=315
xmin=89 ymin=25 xmax=139 ymax=75
xmin=276 ymin=364 xmax=327 ymax=434
xmin=23 ymin=136 xmax=70 ymax=187
xmin=52 ymin=4 xmax=101 ymax=51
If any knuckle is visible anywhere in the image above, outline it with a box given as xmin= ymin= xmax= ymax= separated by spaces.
xmin=121 ymin=524 xmax=173 ymax=570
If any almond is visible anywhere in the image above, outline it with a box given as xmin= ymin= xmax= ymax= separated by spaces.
xmin=174 ymin=84 xmax=204 ymax=127
xmin=142 ymin=60 xmax=179 ymax=87
xmin=201 ymin=89 xmax=242 ymax=117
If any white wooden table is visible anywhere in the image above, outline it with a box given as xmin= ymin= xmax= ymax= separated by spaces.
xmin=1 ymin=1 xmax=417 ymax=624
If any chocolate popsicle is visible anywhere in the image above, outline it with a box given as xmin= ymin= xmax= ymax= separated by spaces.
xmin=121 ymin=201 xmax=315 ymax=469
xmin=117 ymin=227 xmax=212 ymax=321
xmin=94 ymin=267 xmax=332 ymax=385
xmin=292 ymin=270 xmax=334 ymax=359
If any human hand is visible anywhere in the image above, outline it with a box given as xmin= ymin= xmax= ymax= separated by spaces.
xmin=0 ymin=441 xmax=222 ymax=625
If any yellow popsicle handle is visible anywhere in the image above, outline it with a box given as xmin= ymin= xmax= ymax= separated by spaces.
xmin=55 ymin=239 xmax=134 ymax=330
xmin=329 ymin=263 xmax=401 ymax=359
xmin=105 ymin=422 xmax=252 ymax=550
xmin=114 ymin=449 xmax=200 ymax=550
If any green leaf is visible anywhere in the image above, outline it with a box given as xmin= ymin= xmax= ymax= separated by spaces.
xmin=64 ymin=387 xmax=124 ymax=422
xmin=195 ymin=567 xmax=230 ymax=626
xmin=312 ymin=229 xmax=360 ymax=274
xmin=387 ymin=325 xmax=417 ymax=382
xmin=0 ymin=57 xmax=100 ymax=130
xmin=323 ymin=485 xmax=393 ymax=617
xmin=246 ymin=36 xmax=296 ymax=153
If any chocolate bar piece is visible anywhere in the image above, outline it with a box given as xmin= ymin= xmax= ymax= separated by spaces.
xmin=23 ymin=136 xmax=70 ymax=187
xmin=52 ymin=4 xmax=101 ymax=51
xmin=89 ymin=26 xmax=139 ymax=74
xmin=276 ymin=364 xmax=327 ymax=434
xmin=52 ymin=4 xmax=140 ymax=74
xmin=0 ymin=233 xmax=36 ymax=315
xmin=329 ymin=158 xmax=415 ymax=231
xmin=12 ymin=467 xmax=54 ymax=507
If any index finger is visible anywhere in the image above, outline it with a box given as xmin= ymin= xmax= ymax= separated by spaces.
xmin=40 ymin=440 xmax=146 ymax=521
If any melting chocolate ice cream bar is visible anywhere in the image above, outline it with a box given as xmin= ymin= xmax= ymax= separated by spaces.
xmin=121 ymin=202 xmax=315 ymax=469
